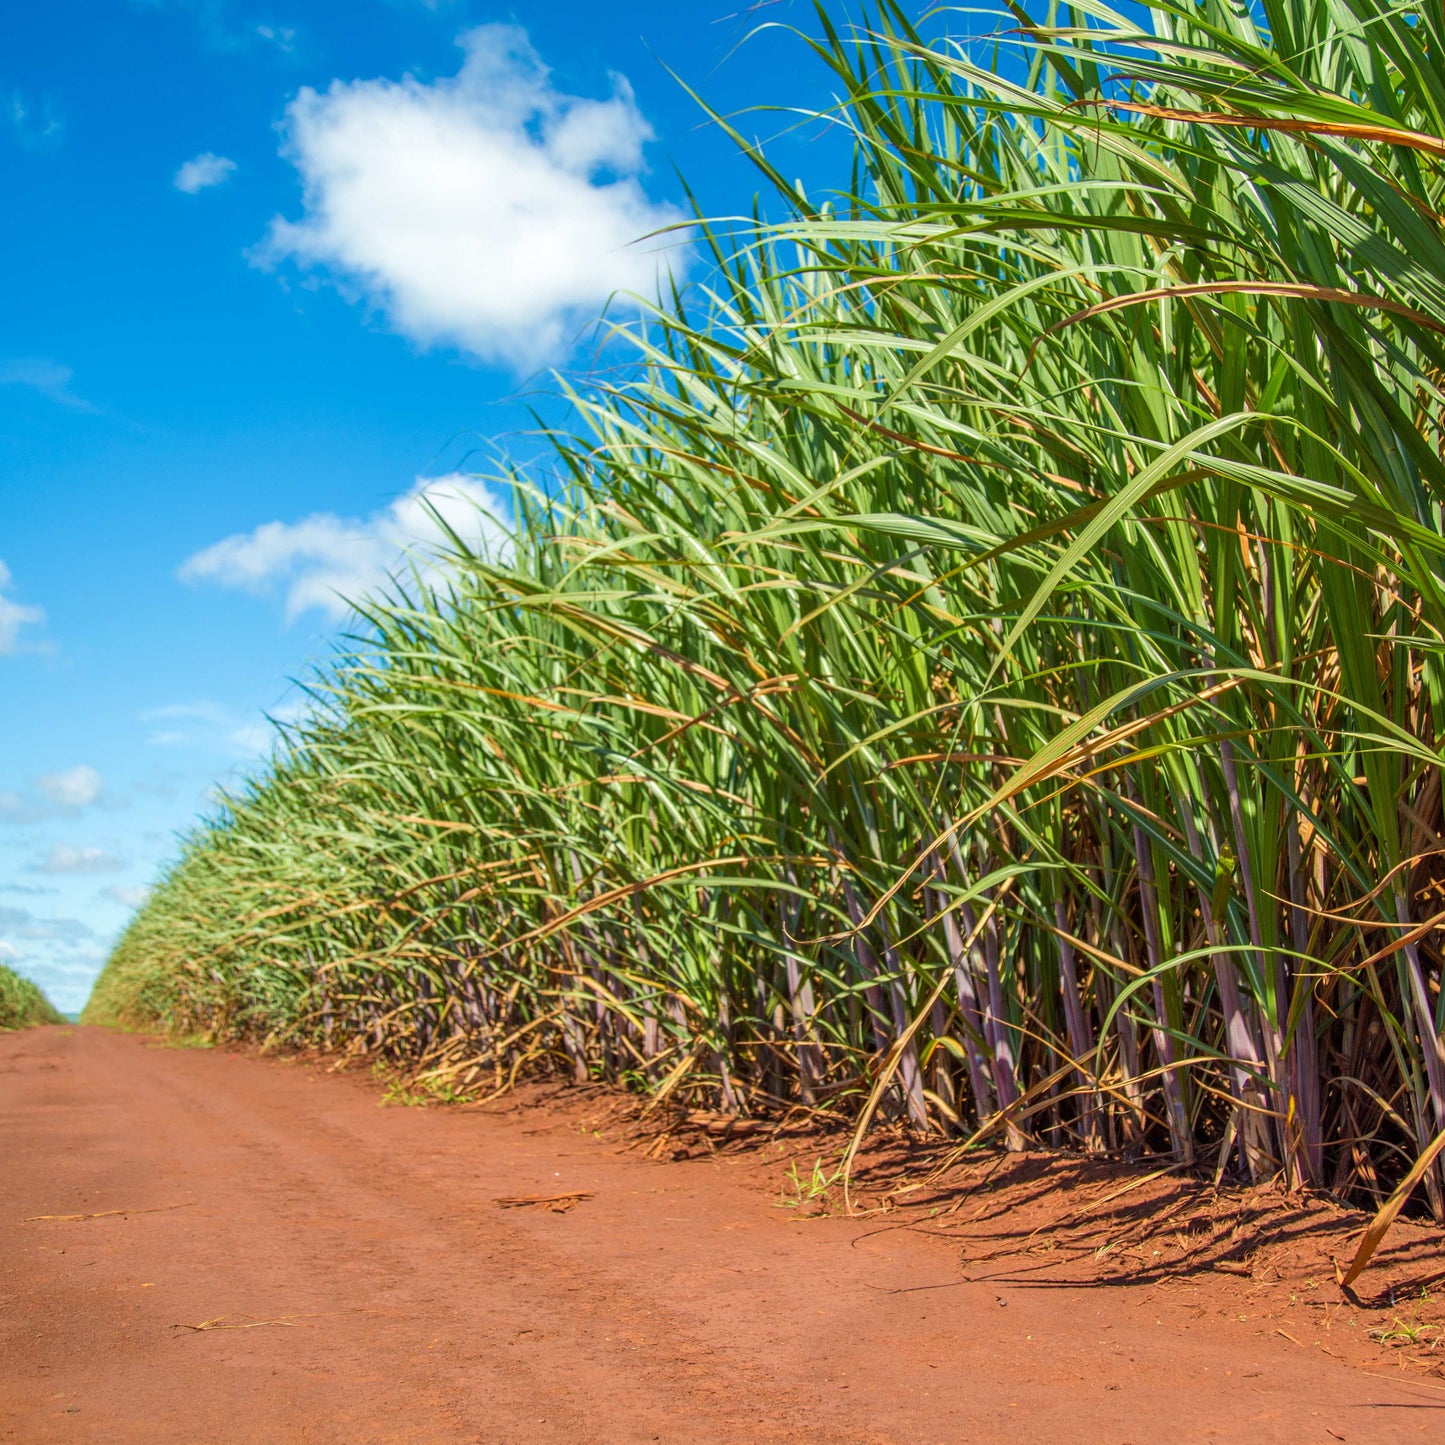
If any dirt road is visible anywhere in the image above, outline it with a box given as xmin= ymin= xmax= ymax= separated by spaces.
xmin=2 ymin=1028 xmax=1441 ymax=1443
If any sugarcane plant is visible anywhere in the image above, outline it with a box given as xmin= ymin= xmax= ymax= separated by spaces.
xmin=88 ymin=0 xmax=1445 ymax=1217
xmin=0 ymin=965 xmax=64 ymax=1030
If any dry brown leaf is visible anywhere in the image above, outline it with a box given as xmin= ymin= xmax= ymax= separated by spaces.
xmin=1337 ymin=1124 xmax=1445 ymax=1290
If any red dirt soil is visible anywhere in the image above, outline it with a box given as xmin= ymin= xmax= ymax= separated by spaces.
xmin=2 ymin=1027 xmax=1444 ymax=1443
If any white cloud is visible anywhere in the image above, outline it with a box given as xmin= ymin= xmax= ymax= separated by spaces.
xmin=140 ymin=700 xmax=230 ymax=747
xmin=0 ymin=904 xmax=93 ymax=943
xmin=174 ymin=151 xmax=237 ymax=193
xmin=253 ymin=22 xmax=296 ymax=51
xmin=139 ymin=698 xmax=309 ymax=757
xmin=0 ymin=560 xmax=44 ymax=654
xmin=13 ymin=948 xmax=107 ymax=1015
xmin=257 ymin=24 xmax=685 ymax=367
xmin=179 ymin=473 xmax=510 ymax=620
xmin=132 ymin=1 xmax=301 ymax=55
xmin=36 ymin=765 xmax=103 ymax=810
xmin=0 ymin=904 xmax=107 ymax=1011
xmin=226 ymin=719 xmax=279 ymax=753
xmin=104 ymin=884 xmax=152 ymax=909
xmin=0 ymin=358 xmax=96 ymax=412
xmin=34 ymin=845 xmax=126 ymax=876
xmin=6 ymin=90 xmax=64 ymax=151
xmin=1 ymin=765 xmax=109 ymax=824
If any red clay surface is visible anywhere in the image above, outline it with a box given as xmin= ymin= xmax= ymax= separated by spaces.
xmin=2 ymin=1026 xmax=1444 ymax=1443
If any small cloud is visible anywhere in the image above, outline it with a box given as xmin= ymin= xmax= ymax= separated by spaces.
xmin=11 ymin=947 xmax=109 ymax=1015
xmin=104 ymin=884 xmax=152 ymax=909
xmin=33 ymin=845 xmax=126 ymax=875
xmin=36 ymin=765 xmax=103 ymax=810
xmin=0 ymin=903 xmax=94 ymax=943
xmin=6 ymin=89 xmax=64 ymax=151
xmin=178 ymin=474 xmax=510 ymax=620
xmin=0 ymin=940 xmax=24 ymax=963
xmin=139 ymin=699 xmax=305 ymax=757
xmin=226 ymin=720 xmax=277 ymax=753
xmin=132 ymin=1 xmax=302 ymax=56
xmin=254 ymin=22 xmax=297 ymax=51
xmin=0 ymin=358 xmax=97 ymax=412
xmin=1 ymin=764 xmax=107 ymax=823
xmin=174 ymin=151 xmax=237 ymax=193
xmin=256 ymin=24 xmax=686 ymax=369
xmin=140 ymin=700 xmax=231 ymax=750
xmin=0 ymin=560 xmax=45 ymax=655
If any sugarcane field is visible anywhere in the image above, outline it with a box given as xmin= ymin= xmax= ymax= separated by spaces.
xmin=5 ymin=0 xmax=1445 ymax=1439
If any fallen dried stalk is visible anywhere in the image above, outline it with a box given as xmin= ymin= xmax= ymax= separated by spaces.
xmin=1338 ymin=1125 xmax=1445 ymax=1290
xmin=25 ymin=1202 xmax=196 ymax=1223
xmin=174 ymin=1315 xmax=300 ymax=1332
xmin=493 ymin=1191 xmax=594 ymax=1210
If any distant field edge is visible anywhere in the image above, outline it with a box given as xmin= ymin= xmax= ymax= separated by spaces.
xmin=0 ymin=964 xmax=66 ymax=1030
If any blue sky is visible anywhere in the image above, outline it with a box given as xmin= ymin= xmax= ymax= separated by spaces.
xmin=0 ymin=0 xmax=855 ymax=1012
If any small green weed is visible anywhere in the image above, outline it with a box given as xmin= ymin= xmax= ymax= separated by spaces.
xmin=380 ymin=1075 xmax=476 ymax=1107
xmin=777 ymin=1156 xmax=842 ymax=1213
xmin=164 ymin=1032 xmax=216 ymax=1050
xmin=1371 ymin=1295 xmax=1443 ymax=1350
